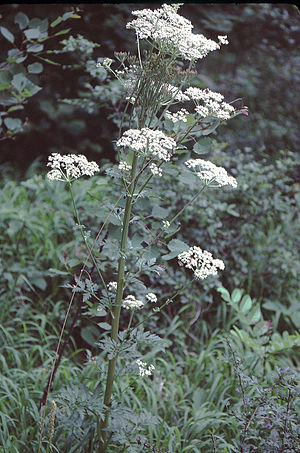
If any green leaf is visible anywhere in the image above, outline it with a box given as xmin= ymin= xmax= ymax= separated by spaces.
xmin=53 ymin=28 xmax=71 ymax=37
xmin=0 ymin=71 xmax=10 ymax=83
xmin=0 ymin=26 xmax=14 ymax=43
xmin=4 ymin=117 xmax=23 ymax=131
xmin=227 ymin=207 xmax=240 ymax=217
xmin=216 ymin=286 xmax=231 ymax=302
xmin=262 ymin=300 xmax=278 ymax=311
xmin=249 ymin=305 xmax=262 ymax=323
xmin=193 ymin=137 xmax=213 ymax=155
xmin=24 ymin=28 xmax=41 ymax=40
xmin=14 ymin=12 xmax=29 ymax=30
xmin=162 ymin=239 xmax=189 ymax=261
xmin=62 ymin=11 xmax=74 ymax=21
xmin=38 ymin=57 xmax=60 ymax=66
xmin=28 ymin=18 xmax=47 ymax=32
xmin=201 ymin=119 xmax=220 ymax=136
xmin=0 ymin=94 xmax=19 ymax=106
xmin=240 ymin=295 xmax=252 ymax=313
xmin=11 ymin=73 xmax=42 ymax=96
xmin=16 ymin=55 xmax=27 ymax=64
xmin=27 ymin=62 xmax=43 ymax=74
xmin=98 ymin=322 xmax=111 ymax=330
xmin=37 ymin=18 xmax=48 ymax=33
xmin=31 ymin=276 xmax=47 ymax=290
xmin=7 ymin=105 xmax=24 ymax=112
xmin=50 ymin=16 xmax=63 ymax=28
xmin=0 ymin=83 xmax=10 ymax=91
xmin=0 ymin=71 xmax=11 ymax=91
xmin=168 ymin=239 xmax=189 ymax=253
xmin=81 ymin=325 xmax=100 ymax=346
xmin=152 ymin=205 xmax=169 ymax=219
xmin=11 ymin=73 xmax=28 ymax=91
xmin=95 ymin=309 xmax=107 ymax=317
xmin=26 ymin=43 xmax=44 ymax=53
xmin=231 ymin=288 xmax=243 ymax=304
xmin=8 ymin=49 xmax=19 ymax=58
xmin=186 ymin=114 xmax=196 ymax=126
xmin=48 ymin=268 xmax=69 ymax=276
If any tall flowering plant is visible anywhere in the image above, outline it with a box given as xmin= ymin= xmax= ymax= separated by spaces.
xmin=39 ymin=4 xmax=246 ymax=452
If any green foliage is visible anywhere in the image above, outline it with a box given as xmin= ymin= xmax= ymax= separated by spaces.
xmin=1 ymin=152 xmax=299 ymax=452
xmin=0 ymin=7 xmax=83 ymax=140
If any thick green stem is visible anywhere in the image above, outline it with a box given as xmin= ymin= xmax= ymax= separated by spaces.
xmin=98 ymin=152 xmax=138 ymax=451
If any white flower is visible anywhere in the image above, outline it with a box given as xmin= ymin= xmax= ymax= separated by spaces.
xmin=185 ymin=87 xmax=224 ymax=102
xmin=149 ymin=163 xmax=163 ymax=177
xmin=107 ymin=281 xmax=118 ymax=292
xmin=136 ymin=358 xmax=155 ymax=377
xmin=218 ymin=35 xmax=229 ymax=45
xmin=185 ymin=87 xmax=235 ymax=120
xmin=194 ymin=105 xmax=209 ymax=117
xmin=122 ymin=295 xmax=144 ymax=310
xmin=162 ymin=220 xmax=170 ymax=230
xmin=145 ymin=293 xmax=157 ymax=303
xmin=185 ymin=159 xmax=237 ymax=188
xmin=127 ymin=4 xmax=228 ymax=62
xmin=103 ymin=58 xmax=114 ymax=68
xmin=47 ymin=153 xmax=99 ymax=182
xmin=118 ymin=161 xmax=132 ymax=172
xmin=165 ymin=108 xmax=189 ymax=123
xmin=116 ymin=128 xmax=176 ymax=162
xmin=178 ymin=246 xmax=225 ymax=280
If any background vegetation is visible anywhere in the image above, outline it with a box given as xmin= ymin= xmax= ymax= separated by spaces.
xmin=0 ymin=3 xmax=299 ymax=452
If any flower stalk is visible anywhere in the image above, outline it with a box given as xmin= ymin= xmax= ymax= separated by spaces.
xmin=98 ymin=151 xmax=138 ymax=451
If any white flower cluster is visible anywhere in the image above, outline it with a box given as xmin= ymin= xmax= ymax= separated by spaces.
xmin=127 ymin=4 xmax=228 ymax=61
xmin=145 ymin=292 xmax=157 ymax=303
xmin=185 ymin=159 xmax=238 ymax=188
xmin=178 ymin=246 xmax=225 ymax=280
xmin=136 ymin=359 xmax=155 ymax=377
xmin=47 ymin=153 xmax=99 ymax=181
xmin=185 ymin=87 xmax=235 ymax=120
xmin=97 ymin=58 xmax=114 ymax=69
xmin=162 ymin=220 xmax=170 ymax=230
xmin=165 ymin=108 xmax=189 ymax=123
xmin=118 ymin=161 xmax=132 ymax=172
xmin=103 ymin=58 xmax=113 ymax=68
xmin=107 ymin=281 xmax=118 ymax=292
xmin=149 ymin=163 xmax=162 ymax=177
xmin=218 ymin=35 xmax=229 ymax=45
xmin=122 ymin=295 xmax=144 ymax=310
xmin=116 ymin=128 xmax=176 ymax=162
xmin=185 ymin=87 xmax=224 ymax=102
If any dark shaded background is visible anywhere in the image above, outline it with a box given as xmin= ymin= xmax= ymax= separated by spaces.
xmin=1 ymin=3 xmax=300 ymax=173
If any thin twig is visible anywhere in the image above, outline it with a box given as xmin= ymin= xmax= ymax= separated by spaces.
xmin=211 ymin=428 xmax=217 ymax=453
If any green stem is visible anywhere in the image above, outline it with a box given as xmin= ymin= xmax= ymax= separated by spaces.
xmin=98 ymin=152 xmax=139 ymax=451
xmin=68 ymin=182 xmax=112 ymax=308
xmin=127 ymin=311 xmax=134 ymax=332
xmin=167 ymin=184 xmax=207 ymax=228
